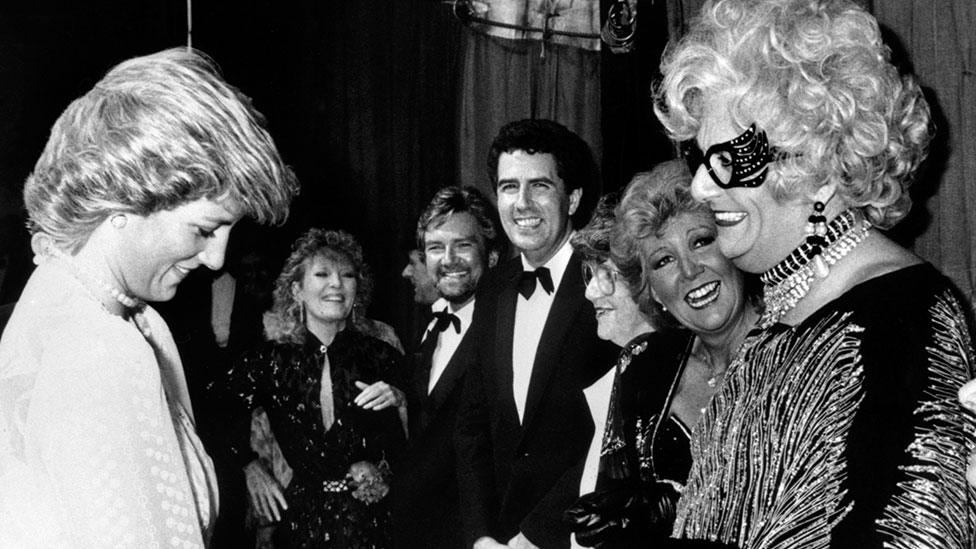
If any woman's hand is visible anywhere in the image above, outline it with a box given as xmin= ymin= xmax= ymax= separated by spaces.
xmin=473 ymin=537 xmax=510 ymax=549
xmin=507 ymin=532 xmax=540 ymax=549
xmin=244 ymin=460 xmax=288 ymax=523
xmin=354 ymin=380 xmax=406 ymax=410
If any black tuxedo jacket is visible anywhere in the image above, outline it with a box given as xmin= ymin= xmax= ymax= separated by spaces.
xmin=393 ymin=301 xmax=479 ymax=549
xmin=455 ymin=253 xmax=614 ymax=548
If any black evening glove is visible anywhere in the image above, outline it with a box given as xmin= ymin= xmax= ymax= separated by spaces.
xmin=563 ymin=480 xmax=680 ymax=548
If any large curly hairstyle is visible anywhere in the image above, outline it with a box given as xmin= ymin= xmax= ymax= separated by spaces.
xmin=25 ymin=47 xmax=298 ymax=251
xmin=611 ymin=161 xmax=711 ymax=328
xmin=655 ymin=0 xmax=931 ymax=228
xmin=263 ymin=228 xmax=374 ymax=344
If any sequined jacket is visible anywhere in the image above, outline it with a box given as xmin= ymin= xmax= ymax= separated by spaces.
xmin=223 ymin=328 xmax=406 ymax=484
xmin=673 ymin=264 xmax=976 ymax=548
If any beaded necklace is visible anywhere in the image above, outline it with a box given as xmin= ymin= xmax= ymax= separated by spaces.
xmin=45 ymin=247 xmax=152 ymax=338
xmin=758 ymin=209 xmax=871 ymax=328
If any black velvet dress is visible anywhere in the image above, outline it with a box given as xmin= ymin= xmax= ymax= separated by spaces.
xmin=615 ymin=331 xmax=695 ymax=491
xmin=589 ymin=330 xmax=695 ymax=542
xmin=224 ymin=328 xmax=406 ymax=549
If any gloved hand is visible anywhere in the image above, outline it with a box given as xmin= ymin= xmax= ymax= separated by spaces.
xmin=563 ymin=480 xmax=680 ymax=547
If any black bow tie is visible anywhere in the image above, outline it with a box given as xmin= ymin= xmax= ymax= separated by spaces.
xmin=517 ymin=267 xmax=554 ymax=299
xmin=431 ymin=308 xmax=461 ymax=334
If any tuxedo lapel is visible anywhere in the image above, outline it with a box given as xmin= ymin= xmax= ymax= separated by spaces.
xmin=427 ymin=325 xmax=476 ymax=411
xmin=496 ymin=263 xmax=522 ymax=428
xmin=411 ymin=346 xmax=432 ymax=403
xmin=520 ymin=253 xmax=585 ymax=431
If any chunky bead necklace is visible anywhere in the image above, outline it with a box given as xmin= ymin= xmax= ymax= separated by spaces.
xmin=758 ymin=209 xmax=871 ymax=328
xmin=44 ymin=246 xmax=152 ymax=338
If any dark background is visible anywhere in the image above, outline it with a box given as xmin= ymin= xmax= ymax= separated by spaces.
xmin=0 ymin=0 xmax=671 ymax=345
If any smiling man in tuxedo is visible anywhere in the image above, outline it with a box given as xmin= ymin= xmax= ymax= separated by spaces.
xmin=393 ymin=185 xmax=502 ymax=549
xmin=456 ymin=119 xmax=613 ymax=549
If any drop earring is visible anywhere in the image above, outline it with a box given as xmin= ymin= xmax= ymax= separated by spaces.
xmin=805 ymin=201 xmax=829 ymax=277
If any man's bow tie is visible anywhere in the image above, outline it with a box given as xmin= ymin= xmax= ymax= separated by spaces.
xmin=431 ymin=308 xmax=461 ymax=334
xmin=517 ymin=267 xmax=554 ymax=299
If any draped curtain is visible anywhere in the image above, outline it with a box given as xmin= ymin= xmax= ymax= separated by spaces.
xmin=873 ymin=1 xmax=976 ymax=314
xmin=456 ymin=1 xmax=603 ymax=203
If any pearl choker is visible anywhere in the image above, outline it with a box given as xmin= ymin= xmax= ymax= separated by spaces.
xmin=43 ymin=247 xmax=152 ymax=338
xmin=759 ymin=209 xmax=871 ymax=328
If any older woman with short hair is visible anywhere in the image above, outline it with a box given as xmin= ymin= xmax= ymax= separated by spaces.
xmin=0 ymin=48 xmax=297 ymax=547
xmin=224 ymin=228 xmax=406 ymax=549
xmin=656 ymin=0 xmax=976 ymax=546
xmin=565 ymin=161 xmax=758 ymax=547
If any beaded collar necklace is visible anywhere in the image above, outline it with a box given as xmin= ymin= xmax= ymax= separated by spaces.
xmin=758 ymin=209 xmax=871 ymax=328
xmin=44 ymin=247 xmax=152 ymax=338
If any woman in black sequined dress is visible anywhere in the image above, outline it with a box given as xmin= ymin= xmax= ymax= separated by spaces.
xmin=224 ymin=229 xmax=406 ymax=548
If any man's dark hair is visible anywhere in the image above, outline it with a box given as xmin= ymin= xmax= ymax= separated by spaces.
xmin=416 ymin=185 xmax=504 ymax=258
xmin=486 ymin=118 xmax=601 ymax=227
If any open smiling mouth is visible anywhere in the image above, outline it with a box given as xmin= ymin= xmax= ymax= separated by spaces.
xmin=440 ymin=270 xmax=469 ymax=280
xmin=713 ymin=211 xmax=747 ymax=227
xmin=514 ymin=217 xmax=542 ymax=229
xmin=684 ymin=281 xmax=720 ymax=309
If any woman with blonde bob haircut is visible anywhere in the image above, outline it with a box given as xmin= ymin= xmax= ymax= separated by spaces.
xmin=655 ymin=0 xmax=975 ymax=547
xmin=0 ymin=48 xmax=297 ymax=548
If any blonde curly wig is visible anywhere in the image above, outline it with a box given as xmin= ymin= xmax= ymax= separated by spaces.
xmin=655 ymin=0 xmax=931 ymax=228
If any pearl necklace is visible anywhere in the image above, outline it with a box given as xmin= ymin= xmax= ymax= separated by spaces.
xmin=759 ymin=209 xmax=871 ymax=328
xmin=44 ymin=247 xmax=152 ymax=338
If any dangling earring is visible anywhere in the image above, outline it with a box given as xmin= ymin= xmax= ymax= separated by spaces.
xmin=805 ymin=201 xmax=829 ymax=277
xmin=300 ymin=302 xmax=308 ymax=325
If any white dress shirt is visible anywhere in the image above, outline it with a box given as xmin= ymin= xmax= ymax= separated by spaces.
xmin=572 ymin=367 xmax=616 ymax=549
xmin=421 ymin=297 xmax=476 ymax=394
xmin=512 ymin=236 xmax=575 ymax=423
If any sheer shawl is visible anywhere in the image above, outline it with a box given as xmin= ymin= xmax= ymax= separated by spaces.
xmin=0 ymin=259 xmax=216 ymax=548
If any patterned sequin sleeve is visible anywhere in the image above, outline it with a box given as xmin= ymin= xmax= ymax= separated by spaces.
xmin=221 ymin=344 xmax=275 ymax=469
xmin=847 ymin=284 xmax=976 ymax=546
xmin=673 ymin=264 xmax=976 ymax=548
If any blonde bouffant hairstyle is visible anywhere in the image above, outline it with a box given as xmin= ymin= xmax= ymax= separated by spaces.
xmin=24 ymin=47 xmax=299 ymax=251
xmin=655 ymin=0 xmax=931 ymax=229
xmin=611 ymin=160 xmax=714 ymax=328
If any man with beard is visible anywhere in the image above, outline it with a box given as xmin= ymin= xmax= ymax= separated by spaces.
xmin=393 ymin=185 xmax=502 ymax=549
xmin=455 ymin=119 xmax=613 ymax=549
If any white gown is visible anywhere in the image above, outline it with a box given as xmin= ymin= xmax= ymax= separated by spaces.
xmin=0 ymin=259 xmax=217 ymax=548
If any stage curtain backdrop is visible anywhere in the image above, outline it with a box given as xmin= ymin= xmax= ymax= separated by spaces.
xmin=456 ymin=1 xmax=603 ymax=204
xmin=873 ymin=0 xmax=976 ymax=315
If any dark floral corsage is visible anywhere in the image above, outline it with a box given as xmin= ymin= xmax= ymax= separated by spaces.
xmin=345 ymin=460 xmax=391 ymax=504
